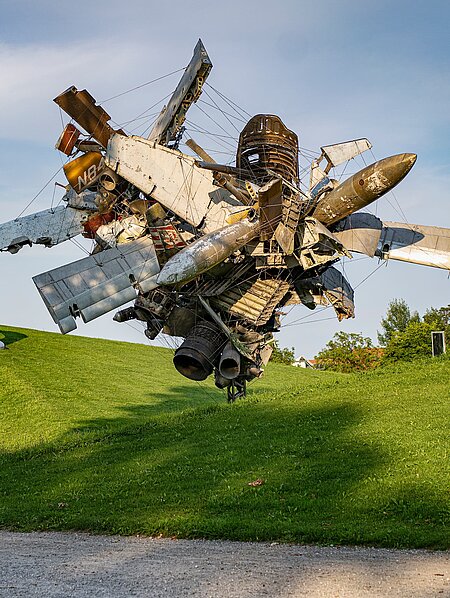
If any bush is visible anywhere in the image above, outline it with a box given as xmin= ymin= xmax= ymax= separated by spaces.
xmin=316 ymin=331 xmax=383 ymax=373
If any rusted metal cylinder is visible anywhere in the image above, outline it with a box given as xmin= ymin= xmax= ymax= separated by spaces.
xmin=236 ymin=114 xmax=299 ymax=184
xmin=173 ymin=322 xmax=226 ymax=381
xmin=55 ymin=123 xmax=80 ymax=155
xmin=196 ymin=162 xmax=252 ymax=177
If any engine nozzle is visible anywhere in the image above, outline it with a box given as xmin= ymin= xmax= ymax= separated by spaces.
xmin=173 ymin=322 xmax=226 ymax=381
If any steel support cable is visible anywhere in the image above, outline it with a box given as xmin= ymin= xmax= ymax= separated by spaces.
xmin=192 ymin=103 xmax=240 ymax=143
xmin=278 ymin=260 xmax=385 ymax=330
xmin=201 ymin=89 xmax=245 ymax=131
xmin=282 ymin=262 xmax=387 ymax=330
xmin=199 ymin=94 xmax=247 ymax=125
xmin=205 ymin=83 xmax=252 ymax=119
xmin=180 ymin=143 xmax=234 ymax=157
xmin=16 ymin=166 xmax=65 ymax=218
xmin=119 ymin=90 xmax=175 ymax=132
xmin=117 ymin=111 xmax=159 ymax=130
xmin=98 ymin=66 xmax=187 ymax=104
xmin=69 ymin=237 xmax=91 ymax=256
xmin=184 ymin=121 xmax=236 ymax=140
xmin=186 ymin=118 xmax=238 ymax=154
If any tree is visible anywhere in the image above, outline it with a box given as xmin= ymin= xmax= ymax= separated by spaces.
xmin=316 ymin=331 xmax=382 ymax=373
xmin=423 ymin=305 xmax=450 ymax=345
xmin=271 ymin=340 xmax=295 ymax=365
xmin=377 ymin=299 xmax=420 ymax=347
xmin=383 ymin=320 xmax=436 ymax=363
xmin=423 ymin=304 xmax=450 ymax=326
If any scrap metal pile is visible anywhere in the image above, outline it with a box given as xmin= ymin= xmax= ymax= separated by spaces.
xmin=1 ymin=40 xmax=449 ymax=400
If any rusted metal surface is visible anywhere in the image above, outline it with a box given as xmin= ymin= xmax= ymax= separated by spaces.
xmin=275 ymin=192 xmax=303 ymax=254
xmin=54 ymin=87 xmax=123 ymax=148
xmin=236 ymin=114 xmax=299 ymax=185
xmin=193 ymin=261 xmax=253 ymax=297
xmin=55 ymin=123 xmax=80 ymax=155
xmin=258 ymin=178 xmax=283 ymax=241
xmin=81 ymin=211 xmax=115 ymax=239
xmin=295 ymin=217 xmax=351 ymax=271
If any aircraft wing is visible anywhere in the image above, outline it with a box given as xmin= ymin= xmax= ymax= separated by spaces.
xmin=332 ymin=213 xmax=450 ymax=270
xmin=33 ymin=236 xmax=160 ymax=333
xmin=0 ymin=205 xmax=92 ymax=254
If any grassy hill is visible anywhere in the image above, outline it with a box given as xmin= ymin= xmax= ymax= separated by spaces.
xmin=0 ymin=325 xmax=449 ymax=548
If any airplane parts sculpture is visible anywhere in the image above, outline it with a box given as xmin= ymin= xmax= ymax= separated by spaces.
xmin=1 ymin=40 xmax=449 ymax=400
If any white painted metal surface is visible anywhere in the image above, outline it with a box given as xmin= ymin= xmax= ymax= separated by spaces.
xmin=321 ymin=138 xmax=372 ymax=167
xmin=106 ymin=135 xmax=242 ymax=232
xmin=0 ymin=205 xmax=91 ymax=253
xmin=148 ymin=39 xmax=212 ymax=145
xmin=33 ymin=236 xmax=160 ymax=333
xmin=379 ymin=222 xmax=450 ymax=270
xmin=95 ymin=215 xmax=146 ymax=247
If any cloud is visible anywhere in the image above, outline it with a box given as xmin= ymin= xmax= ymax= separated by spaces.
xmin=0 ymin=40 xmax=171 ymax=142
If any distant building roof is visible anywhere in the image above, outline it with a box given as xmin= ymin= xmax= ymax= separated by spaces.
xmin=293 ymin=356 xmax=316 ymax=368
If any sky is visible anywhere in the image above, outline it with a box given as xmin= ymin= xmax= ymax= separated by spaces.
xmin=0 ymin=0 xmax=449 ymax=358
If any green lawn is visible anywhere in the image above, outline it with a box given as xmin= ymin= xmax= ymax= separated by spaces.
xmin=0 ymin=325 xmax=449 ymax=548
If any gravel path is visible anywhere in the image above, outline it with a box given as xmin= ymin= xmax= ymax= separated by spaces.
xmin=0 ymin=531 xmax=448 ymax=597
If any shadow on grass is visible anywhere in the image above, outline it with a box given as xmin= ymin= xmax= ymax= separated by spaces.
xmin=0 ymin=395 xmax=447 ymax=548
xmin=0 ymin=329 xmax=28 ymax=346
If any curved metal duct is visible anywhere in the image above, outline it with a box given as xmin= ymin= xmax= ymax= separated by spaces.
xmin=218 ymin=341 xmax=241 ymax=380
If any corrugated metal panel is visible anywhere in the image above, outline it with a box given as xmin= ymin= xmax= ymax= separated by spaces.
xmin=212 ymin=278 xmax=290 ymax=325
xmin=194 ymin=262 xmax=253 ymax=296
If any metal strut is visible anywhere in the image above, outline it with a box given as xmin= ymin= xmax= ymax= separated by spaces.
xmin=227 ymin=379 xmax=246 ymax=403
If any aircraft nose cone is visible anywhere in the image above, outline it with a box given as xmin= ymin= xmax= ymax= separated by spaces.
xmin=389 ymin=152 xmax=417 ymax=183
xmin=401 ymin=152 xmax=417 ymax=170
xmin=375 ymin=153 xmax=417 ymax=187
